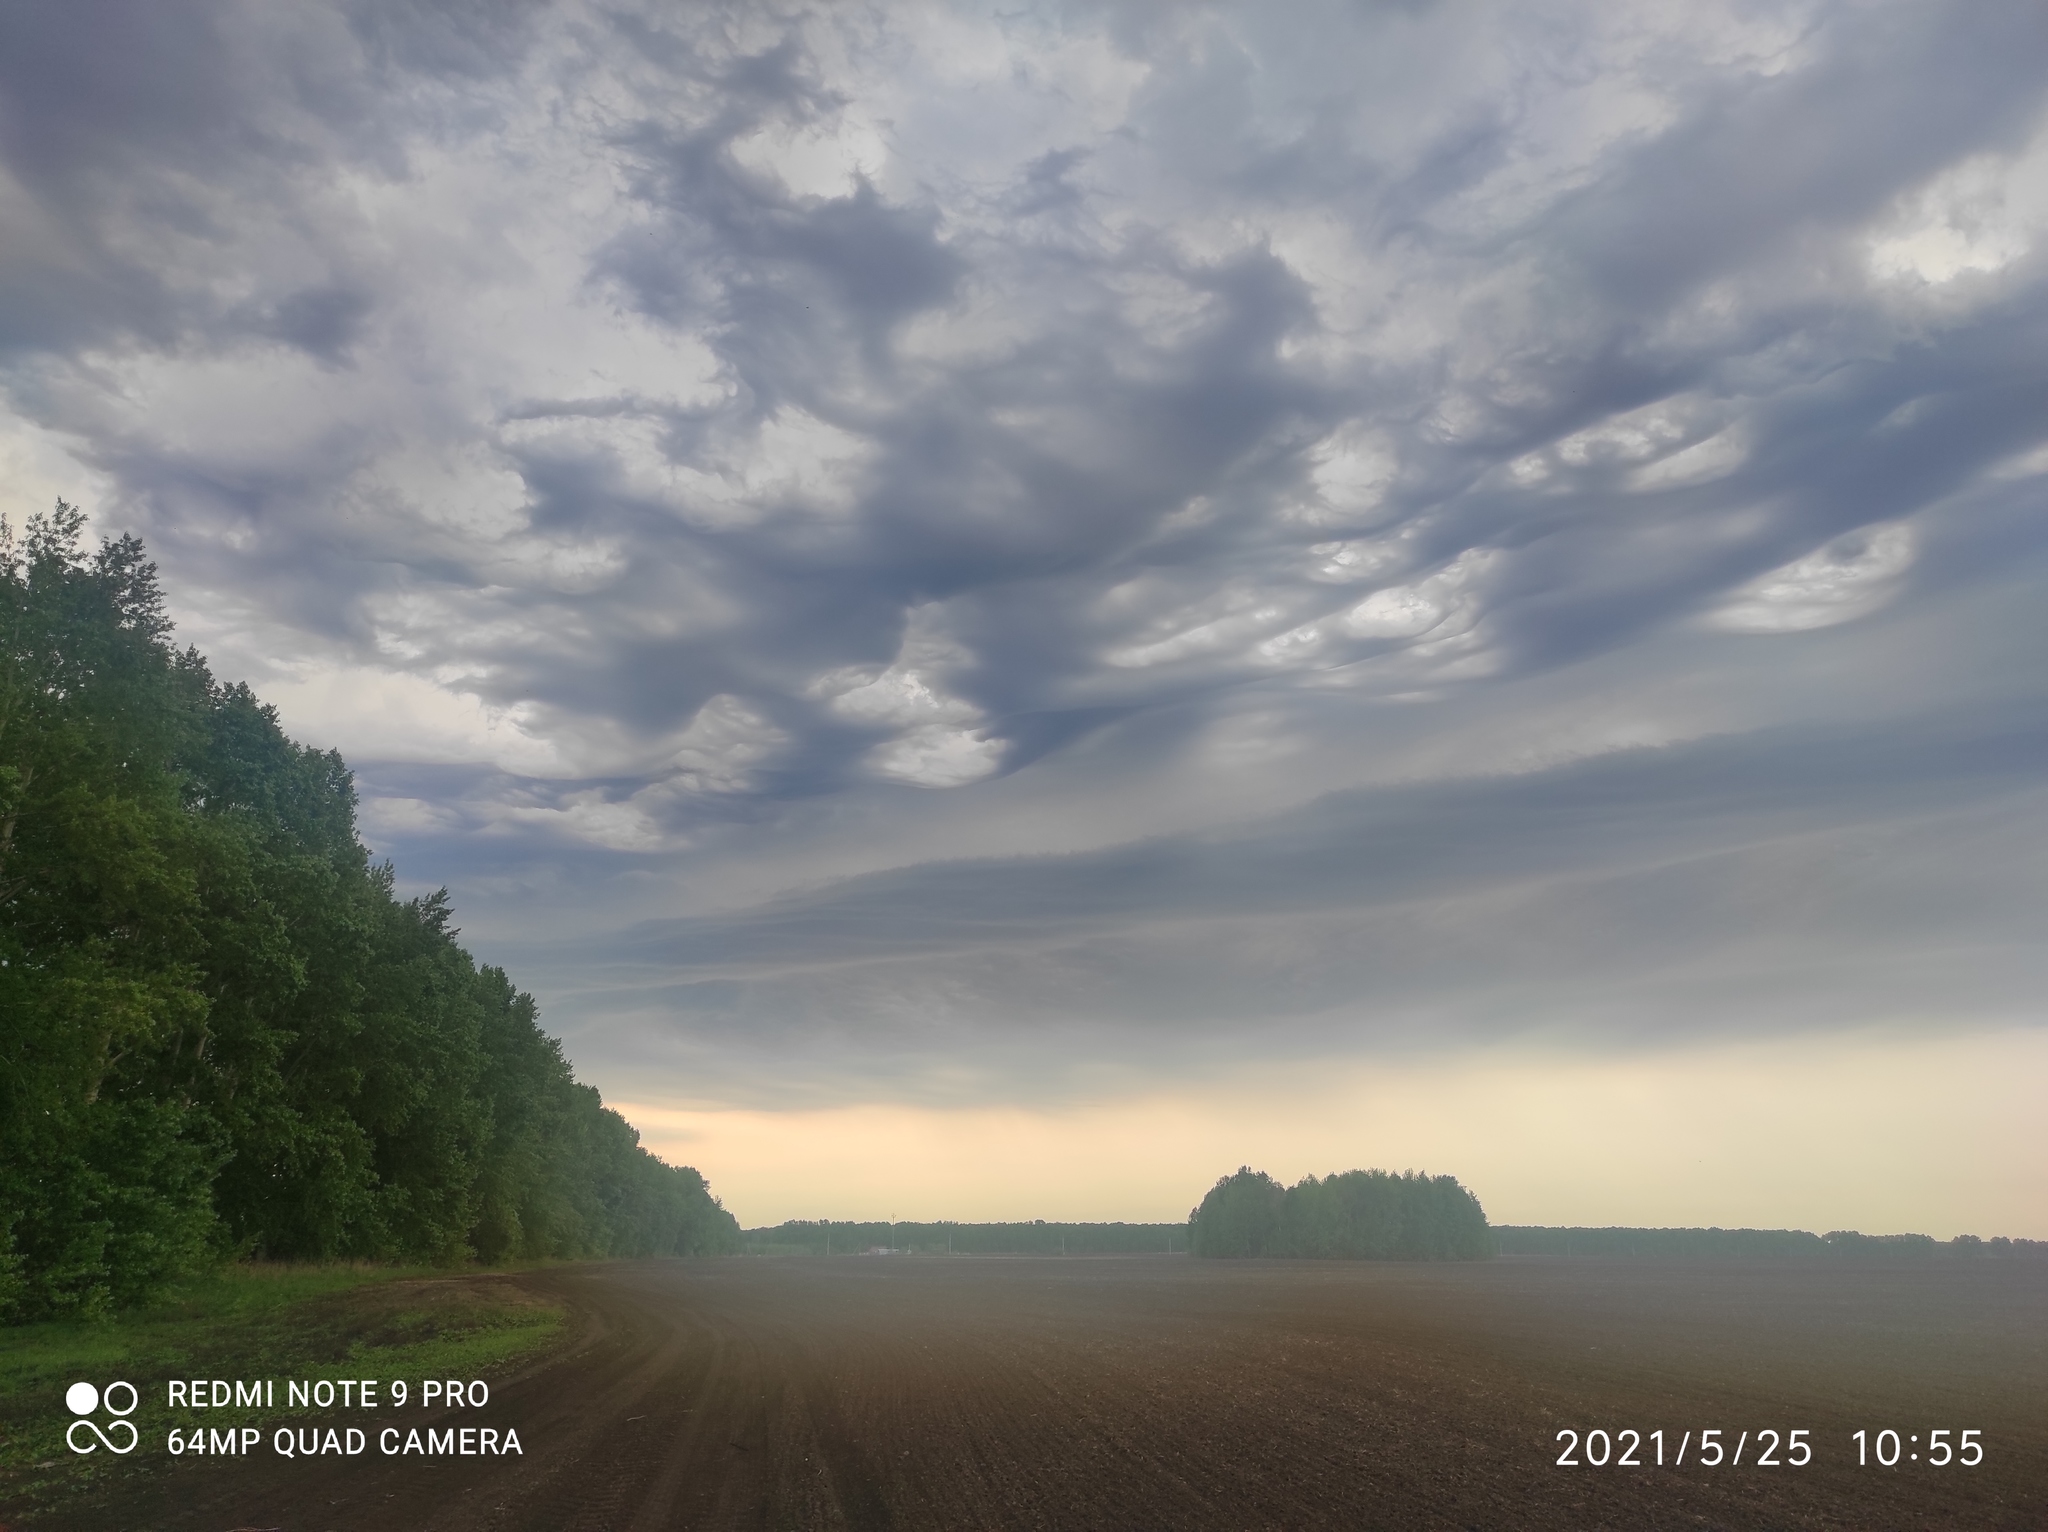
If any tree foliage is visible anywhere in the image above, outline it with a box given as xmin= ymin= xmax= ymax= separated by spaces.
xmin=1189 ymin=1166 xmax=1490 ymax=1260
xmin=0 ymin=507 xmax=737 ymax=1320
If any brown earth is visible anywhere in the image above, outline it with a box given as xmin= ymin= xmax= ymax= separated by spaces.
xmin=18 ymin=1254 xmax=2047 ymax=1531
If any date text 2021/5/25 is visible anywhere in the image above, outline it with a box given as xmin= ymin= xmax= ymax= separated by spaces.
xmin=1555 ymin=1427 xmax=1807 ymax=1467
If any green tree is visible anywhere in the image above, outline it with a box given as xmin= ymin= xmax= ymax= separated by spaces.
xmin=0 ymin=506 xmax=221 ymax=1314
xmin=0 ymin=506 xmax=737 ymax=1320
xmin=1189 ymin=1167 xmax=1288 ymax=1256
xmin=1190 ymin=1165 xmax=1489 ymax=1261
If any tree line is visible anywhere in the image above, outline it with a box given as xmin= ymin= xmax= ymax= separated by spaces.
xmin=0 ymin=507 xmax=739 ymax=1321
xmin=1189 ymin=1167 xmax=1491 ymax=1259
xmin=743 ymin=1221 xmax=1189 ymax=1256
xmin=1493 ymin=1227 xmax=2046 ymax=1259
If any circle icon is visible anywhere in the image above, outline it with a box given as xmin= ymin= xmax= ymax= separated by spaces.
xmin=65 ymin=1382 xmax=98 ymax=1416
xmin=103 ymin=1381 xmax=138 ymax=1416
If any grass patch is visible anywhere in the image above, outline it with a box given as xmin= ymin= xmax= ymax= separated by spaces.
xmin=340 ymin=1285 xmax=566 ymax=1382
xmin=0 ymin=1262 xmax=567 ymax=1521
xmin=0 ymin=1262 xmax=417 ymax=1407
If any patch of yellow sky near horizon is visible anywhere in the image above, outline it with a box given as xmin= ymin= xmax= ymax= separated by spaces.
xmin=617 ymin=1025 xmax=2048 ymax=1240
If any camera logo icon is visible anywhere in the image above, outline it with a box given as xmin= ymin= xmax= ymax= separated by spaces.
xmin=66 ymin=1380 xmax=138 ymax=1454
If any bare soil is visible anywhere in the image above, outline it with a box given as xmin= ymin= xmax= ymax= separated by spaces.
xmin=16 ymin=1255 xmax=2046 ymax=1530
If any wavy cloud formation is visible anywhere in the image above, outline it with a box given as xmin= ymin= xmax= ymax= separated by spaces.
xmin=3 ymin=0 xmax=2045 ymax=1104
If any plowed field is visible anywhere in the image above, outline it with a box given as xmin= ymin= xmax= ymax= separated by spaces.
xmin=28 ymin=1255 xmax=2048 ymax=1530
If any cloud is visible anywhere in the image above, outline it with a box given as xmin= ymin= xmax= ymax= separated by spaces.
xmin=1707 ymin=523 xmax=1917 ymax=633
xmin=3 ymin=0 xmax=2046 ymax=1112
xmin=527 ymin=698 xmax=2048 ymax=1099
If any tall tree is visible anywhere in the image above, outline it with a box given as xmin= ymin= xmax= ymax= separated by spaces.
xmin=1 ymin=508 xmax=737 ymax=1320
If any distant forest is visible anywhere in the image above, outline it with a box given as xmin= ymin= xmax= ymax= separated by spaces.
xmin=1190 ymin=1168 xmax=1492 ymax=1259
xmin=0 ymin=508 xmax=739 ymax=1321
xmin=744 ymin=1221 xmax=1189 ymax=1256
xmin=1494 ymin=1227 xmax=2046 ymax=1259
xmin=737 ymin=1217 xmax=2044 ymax=1262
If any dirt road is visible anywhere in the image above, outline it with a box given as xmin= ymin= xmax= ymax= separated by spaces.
xmin=32 ymin=1255 xmax=2048 ymax=1530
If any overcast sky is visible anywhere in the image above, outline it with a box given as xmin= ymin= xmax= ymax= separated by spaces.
xmin=5 ymin=0 xmax=2045 ymax=1228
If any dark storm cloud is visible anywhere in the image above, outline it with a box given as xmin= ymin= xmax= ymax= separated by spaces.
xmin=4 ymin=0 xmax=2047 ymax=1098
xmin=0 ymin=0 xmax=428 ymax=356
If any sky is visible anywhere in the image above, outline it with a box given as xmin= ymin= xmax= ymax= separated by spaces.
xmin=3 ymin=0 xmax=2045 ymax=1234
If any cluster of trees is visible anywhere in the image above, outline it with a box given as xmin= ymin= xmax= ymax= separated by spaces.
xmin=744 ymin=1221 xmax=1188 ymax=1256
xmin=0 ymin=507 xmax=738 ymax=1321
xmin=1190 ymin=1167 xmax=1491 ymax=1260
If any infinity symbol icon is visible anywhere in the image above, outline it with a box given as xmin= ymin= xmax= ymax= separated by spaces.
xmin=67 ymin=1417 xmax=138 ymax=1454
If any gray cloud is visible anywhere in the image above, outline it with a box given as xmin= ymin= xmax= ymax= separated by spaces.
xmin=535 ymin=696 xmax=2048 ymax=1100
xmin=4 ymin=0 xmax=2047 ymax=1104
xmin=614 ymin=707 xmax=2048 ymax=966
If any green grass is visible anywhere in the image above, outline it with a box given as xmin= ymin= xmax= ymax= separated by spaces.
xmin=0 ymin=1263 xmax=413 ymax=1404
xmin=0 ymin=1261 xmax=567 ymax=1520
